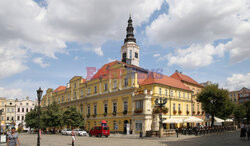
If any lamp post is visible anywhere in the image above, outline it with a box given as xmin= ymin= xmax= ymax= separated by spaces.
xmin=154 ymin=97 xmax=167 ymax=138
xmin=37 ymin=87 xmax=43 ymax=146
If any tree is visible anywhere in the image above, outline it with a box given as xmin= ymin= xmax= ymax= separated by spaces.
xmin=25 ymin=106 xmax=45 ymax=129
xmin=233 ymin=104 xmax=246 ymax=123
xmin=42 ymin=102 xmax=63 ymax=133
xmin=243 ymin=101 xmax=250 ymax=123
xmin=216 ymin=99 xmax=235 ymax=119
xmin=62 ymin=106 xmax=84 ymax=129
xmin=197 ymin=84 xmax=231 ymax=126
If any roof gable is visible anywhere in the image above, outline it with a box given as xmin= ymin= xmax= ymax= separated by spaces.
xmin=54 ymin=86 xmax=66 ymax=93
xmin=170 ymin=72 xmax=202 ymax=87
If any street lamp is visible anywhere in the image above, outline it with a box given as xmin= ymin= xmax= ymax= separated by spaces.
xmin=37 ymin=87 xmax=43 ymax=146
xmin=154 ymin=97 xmax=167 ymax=138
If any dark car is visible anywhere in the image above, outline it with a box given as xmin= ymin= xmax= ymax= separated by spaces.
xmin=89 ymin=126 xmax=110 ymax=137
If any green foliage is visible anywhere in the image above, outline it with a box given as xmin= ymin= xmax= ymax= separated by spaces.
xmin=197 ymin=84 xmax=232 ymax=126
xmin=243 ymin=101 xmax=250 ymax=123
xmin=25 ymin=106 xmax=45 ymax=129
xmin=233 ymin=104 xmax=247 ymax=122
xmin=42 ymin=102 xmax=63 ymax=129
xmin=62 ymin=106 xmax=84 ymax=129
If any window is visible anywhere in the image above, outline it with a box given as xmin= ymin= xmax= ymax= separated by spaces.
xmin=20 ymin=103 xmax=22 ymax=105
xmin=197 ymin=104 xmax=200 ymax=112
xmin=124 ymin=78 xmax=128 ymax=87
xmin=74 ymin=92 xmax=77 ymax=99
xmin=192 ymin=103 xmax=194 ymax=112
xmin=165 ymin=89 xmax=168 ymax=96
xmin=68 ymin=94 xmax=70 ymax=101
xmin=22 ymin=108 xmax=24 ymax=112
xmin=17 ymin=116 xmax=20 ymax=120
xmin=183 ymin=93 xmax=185 ymax=98
xmin=135 ymin=52 xmax=138 ymax=58
xmin=74 ymin=83 xmax=76 ymax=88
xmin=87 ymin=105 xmax=90 ymax=115
xmin=88 ymin=88 xmax=91 ymax=94
xmin=124 ymin=101 xmax=128 ymax=111
xmin=1 ymin=102 xmax=4 ymax=106
xmin=113 ymin=103 xmax=117 ymax=113
xmin=104 ymin=103 xmax=108 ymax=113
xmin=135 ymin=100 xmax=143 ymax=109
xmin=7 ymin=108 xmax=9 ymax=113
xmin=187 ymin=93 xmax=189 ymax=99
xmin=11 ymin=117 xmax=14 ymax=121
xmin=94 ymin=86 xmax=97 ymax=93
xmin=18 ymin=108 xmax=20 ymax=112
xmin=10 ymin=102 xmax=12 ymax=105
xmin=159 ymin=88 xmax=161 ymax=95
xmin=178 ymin=92 xmax=181 ymax=98
xmin=7 ymin=117 xmax=9 ymax=121
xmin=22 ymin=116 xmax=24 ymax=120
xmin=81 ymin=90 xmax=83 ymax=97
xmin=171 ymin=90 xmax=173 ymax=97
xmin=80 ymin=104 xmax=83 ymax=113
xmin=129 ymin=50 xmax=132 ymax=59
xmin=186 ymin=104 xmax=189 ymax=112
xmin=94 ymin=104 xmax=97 ymax=115
xmin=136 ymin=122 xmax=142 ymax=131
xmin=178 ymin=104 xmax=181 ymax=111
xmin=62 ymin=96 xmax=64 ymax=102
xmin=48 ymin=99 xmax=50 ymax=104
xmin=173 ymin=103 xmax=176 ymax=111
xmin=58 ymin=97 xmax=60 ymax=104
xmin=104 ymin=83 xmax=108 ymax=91
xmin=113 ymin=80 xmax=117 ymax=88
xmin=26 ymin=103 xmax=29 ymax=106
xmin=113 ymin=120 xmax=118 ymax=130
xmin=26 ymin=108 xmax=28 ymax=112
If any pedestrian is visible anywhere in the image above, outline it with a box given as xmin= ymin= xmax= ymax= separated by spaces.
xmin=247 ymin=124 xmax=250 ymax=140
xmin=240 ymin=124 xmax=246 ymax=140
xmin=7 ymin=127 xmax=21 ymax=146
xmin=72 ymin=129 xmax=76 ymax=146
xmin=175 ymin=128 xmax=179 ymax=138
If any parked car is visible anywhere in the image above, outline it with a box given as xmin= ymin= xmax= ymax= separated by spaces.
xmin=78 ymin=129 xmax=87 ymax=136
xmin=89 ymin=126 xmax=110 ymax=137
xmin=66 ymin=129 xmax=72 ymax=135
xmin=61 ymin=129 xmax=67 ymax=135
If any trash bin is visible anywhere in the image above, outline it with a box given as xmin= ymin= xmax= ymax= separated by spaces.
xmin=139 ymin=131 xmax=142 ymax=138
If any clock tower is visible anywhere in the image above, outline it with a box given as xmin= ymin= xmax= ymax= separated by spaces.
xmin=121 ymin=15 xmax=140 ymax=66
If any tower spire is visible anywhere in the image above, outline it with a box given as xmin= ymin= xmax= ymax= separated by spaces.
xmin=124 ymin=15 xmax=136 ymax=44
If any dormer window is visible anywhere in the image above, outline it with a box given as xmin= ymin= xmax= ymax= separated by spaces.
xmin=135 ymin=52 xmax=138 ymax=58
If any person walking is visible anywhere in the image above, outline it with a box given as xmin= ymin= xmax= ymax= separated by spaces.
xmin=7 ymin=127 xmax=21 ymax=146
xmin=72 ymin=129 xmax=76 ymax=146
xmin=240 ymin=124 xmax=246 ymax=140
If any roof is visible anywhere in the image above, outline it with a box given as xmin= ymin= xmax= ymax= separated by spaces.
xmin=53 ymin=86 xmax=66 ymax=93
xmin=91 ymin=60 xmax=148 ymax=80
xmin=170 ymin=72 xmax=203 ymax=87
xmin=140 ymin=72 xmax=192 ymax=91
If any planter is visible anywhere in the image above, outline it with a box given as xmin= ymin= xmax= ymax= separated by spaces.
xmin=103 ymin=112 xmax=107 ymax=116
xmin=134 ymin=108 xmax=143 ymax=113
xmin=192 ymin=111 xmax=195 ymax=115
xmin=173 ymin=110 xmax=177 ymax=115
xmin=178 ymin=111 xmax=182 ymax=115
xmin=123 ymin=110 xmax=128 ymax=115
xmin=202 ymin=111 xmax=205 ymax=115
xmin=112 ymin=111 xmax=117 ymax=116
xmin=186 ymin=111 xmax=190 ymax=115
xmin=93 ymin=114 xmax=97 ymax=117
xmin=197 ymin=111 xmax=200 ymax=115
xmin=87 ymin=114 xmax=90 ymax=118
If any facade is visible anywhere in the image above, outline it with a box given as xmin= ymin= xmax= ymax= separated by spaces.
xmin=15 ymin=97 xmax=37 ymax=130
xmin=41 ymin=17 xmax=204 ymax=134
xmin=0 ymin=97 xmax=6 ymax=130
xmin=238 ymin=87 xmax=250 ymax=104
xmin=5 ymin=99 xmax=16 ymax=129
xmin=229 ymin=90 xmax=239 ymax=104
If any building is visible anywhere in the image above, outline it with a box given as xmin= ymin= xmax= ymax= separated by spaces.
xmin=5 ymin=99 xmax=16 ymax=129
xmin=0 ymin=97 xmax=6 ymax=130
xmin=238 ymin=87 xmax=250 ymax=104
xmin=41 ymin=16 xmax=204 ymax=134
xmin=200 ymin=81 xmax=212 ymax=87
xmin=15 ymin=97 xmax=37 ymax=130
xmin=229 ymin=90 xmax=239 ymax=104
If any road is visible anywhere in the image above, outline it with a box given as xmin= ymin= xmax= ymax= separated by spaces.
xmin=1 ymin=130 xmax=249 ymax=146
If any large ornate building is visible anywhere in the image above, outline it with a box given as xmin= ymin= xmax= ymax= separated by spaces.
xmin=41 ymin=16 xmax=204 ymax=134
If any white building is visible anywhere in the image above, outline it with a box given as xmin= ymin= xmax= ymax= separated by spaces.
xmin=15 ymin=97 xmax=37 ymax=130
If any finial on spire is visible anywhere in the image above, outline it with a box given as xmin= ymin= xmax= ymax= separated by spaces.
xmin=124 ymin=15 xmax=136 ymax=44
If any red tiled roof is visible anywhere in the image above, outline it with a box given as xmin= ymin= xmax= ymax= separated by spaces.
xmin=170 ymin=72 xmax=203 ymax=87
xmin=140 ymin=72 xmax=192 ymax=91
xmin=53 ymin=86 xmax=66 ymax=92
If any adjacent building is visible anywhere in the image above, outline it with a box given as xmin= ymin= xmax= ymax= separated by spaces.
xmin=5 ymin=99 xmax=16 ymax=129
xmin=41 ymin=16 xmax=205 ymax=134
xmin=238 ymin=87 xmax=250 ymax=104
xmin=229 ymin=90 xmax=239 ymax=104
xmin=0 ymin=97 xmax=6 ymax=130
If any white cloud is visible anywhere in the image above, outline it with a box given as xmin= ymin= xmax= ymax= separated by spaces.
xmin=33 ymin=57 xmax=50 ymax=68
xmin=153 ymin=54 xmax=160 ymax=57
xmin=0 ymin=87 xmax=25 ymax=99
xmin=146 ymin=0 xmax=250 ymax=66
xmin=224 ymin=73 xmax=250 ymax=91
xmin=0 ymin=0 xmax=163 ymax=78
xmin=166 ymin=43 xmax=227 ymax=69
xmin=74 ymin=56 xmax=79 ymax=60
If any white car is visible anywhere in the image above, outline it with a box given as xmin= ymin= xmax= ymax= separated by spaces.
xmin=61 ymin=129 xmax=67 ymax=135
xmin=66 ymin=129 xmax=72 ymax=135
xmin=78 ymin=129 xmax=87 ymax=136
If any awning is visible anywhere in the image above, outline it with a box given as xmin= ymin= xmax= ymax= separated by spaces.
xmin=225 ymin=119 xmax=233 ymax=122
xmin=163 ymin=118 xmax=183 ymax=123
xmin=184 ymin=116 xmax=203 ymax=123
xmin=214 ymin=117 xmax=224 ymax=123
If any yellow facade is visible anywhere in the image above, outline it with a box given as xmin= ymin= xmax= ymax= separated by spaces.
xmin=41 ymin=62 xmax=196 ymax=134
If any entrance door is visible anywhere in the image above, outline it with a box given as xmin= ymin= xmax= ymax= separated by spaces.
xmin=123 ymin=120 xmax=128 ymax=134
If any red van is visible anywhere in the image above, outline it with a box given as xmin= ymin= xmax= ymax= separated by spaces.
xmin=89 ymin=126 xmax=110 ymax=137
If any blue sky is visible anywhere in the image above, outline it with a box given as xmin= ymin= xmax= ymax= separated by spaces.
xmin=0 ymin=0 xmax=250 ymax=100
